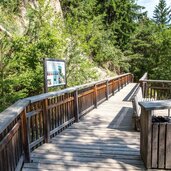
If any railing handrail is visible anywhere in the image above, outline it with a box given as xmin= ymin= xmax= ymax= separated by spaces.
xmin=0 ymin=73 xmax=131 ymax=134
xmin=0 ymin=73 xmax=133 ymax=171
xmin=139 ymin=72 xmax=171 ymax=100
xmin=139 ymin=79 xmax=171 ymax=83
xmin=25 ymin=73 xmax=132 ymax=103
xmin=0 ymin=100 xmax=30 ymax=134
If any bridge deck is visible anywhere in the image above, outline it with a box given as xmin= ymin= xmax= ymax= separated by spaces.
xmin=23 ymin=83 xmax=146 ymax=171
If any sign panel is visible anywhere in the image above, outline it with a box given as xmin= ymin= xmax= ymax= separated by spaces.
xmin=44 ymin=59 xmax=66 ymax=89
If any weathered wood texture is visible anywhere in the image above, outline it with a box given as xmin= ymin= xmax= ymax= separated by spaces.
xmin=23 ymin=83 xmax=145 ymax=171
xmin=139 ymin=101 xmax=171 ymax=169
xmin=139 ymin=73 xmax=171 ymax=100
xmin=0 ymin=73 xmax=133 ymax=171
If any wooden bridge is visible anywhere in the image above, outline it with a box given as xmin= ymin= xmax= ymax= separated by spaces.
xmin=1 ymin=73 xmax=171 ymax=171
xmin=23 ymin=83 xmax=145 ymax=171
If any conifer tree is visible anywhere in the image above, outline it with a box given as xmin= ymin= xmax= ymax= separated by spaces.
xmin=153 ymin=0 xmax=171 ymax=25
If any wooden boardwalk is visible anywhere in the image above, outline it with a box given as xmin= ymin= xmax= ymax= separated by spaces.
xmin=23 ymin=83 xmax=146 ymax=171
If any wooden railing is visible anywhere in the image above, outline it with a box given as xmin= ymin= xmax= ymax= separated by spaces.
xmin=0 ymin=73 xmax=133 ymax=171
xmin=139 ymin=73 xmax=171 ymax=100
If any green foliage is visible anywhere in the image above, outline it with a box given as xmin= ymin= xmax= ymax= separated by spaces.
xmin=0 ymin=1 xmax=99 ymax=111
xmin=61 ymin=0 xmax=132 ymax=73
xmin=153 ymin=0 xmax=171 ymax=26
xmin=66 ymin=40 xmax=98 ymax=86
xmin=1 ymin=0 xmax=171 ymax=112
xmin=150 ymin=28 xmax=171 ymax=80
xmin=97 ymin=0 xmax=145 ymax=50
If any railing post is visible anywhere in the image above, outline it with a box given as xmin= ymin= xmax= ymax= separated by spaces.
xmin=42 ymin=99 xmax=50 ymax=143
xmin=118 ymin=78 xmax=120 ymax=91
xmin=131 ymin=74 xmax=134 ymax=83
xmin=106 ymin=80 xmax=109 ymax=100
xmin=94 ymin=84 xmax=98 ymax=108
xmin=21 ymin=109 xmax=30 ymax=163
xmin=123 ymin=76 xmax=126 ymax=87
xmin=140 ymin=81 xmax=146 ymax=98
xmin=112 ymin=79 xmax=115 ymax=96
xmin=121 ymin=77 xmax=123 ymax=89
xmin=74 ymin=90 xmax=79 ymax=122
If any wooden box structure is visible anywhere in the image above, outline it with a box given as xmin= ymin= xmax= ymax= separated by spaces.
xmin=139 ymin=100 xmax=171 ymax=169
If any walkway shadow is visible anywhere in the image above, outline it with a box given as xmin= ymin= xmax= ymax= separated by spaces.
xmin=123 ymin=83 xmax=139 ymax=102
xmin=30 ymin=107 xmax=145 ymax=170
xmin=108 ymin=107 xmax=133 ymax=131
xmin=32 ymin=129 xmax=145 ymax=170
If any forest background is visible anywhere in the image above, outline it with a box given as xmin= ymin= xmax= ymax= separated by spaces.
xmin=0 ymin=0 xmax=171 ymax=111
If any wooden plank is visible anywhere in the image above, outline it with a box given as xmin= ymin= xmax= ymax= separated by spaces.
xmin=50 ymin=118 xmax=75 ymax=136
xmin=31 ymin=153 xmax=143 ymax=164
xmin=47 ymin=97 xmax=74 ymax=110
xmin=166 ymin=124 xmax=171 ymax=169
xmin=34 ymin=145 xmax=140 ymax=156
xmin=94 ymin=84 xmax=98 ymax=108
xmin=32 ymin=150 xmax=141 ymax=160
xmin=51 ymin=133 xmax=139 ymax=142
xmin=52 ymin=139 xmax=139 ymax=146
xmin=0 ymin=99 xmax=29 ymax=134
xmin=29 ymin=137 xmax=44 ymax=149
xmin=151 ymin=123 xmax=158 ymax=168
xmin=158 ymin=123 xmax=166 ymax=169
xmin=26 ymin=108 xmax=43 ymax=118
xmin=0 ymin=121 xmax=20 ymax=152
xmin=24 ymin=160 xmax=145 ymax=170
xmin=15 ymin=155 xmax=24 ymax=171
xmin=21 ymin=109 xmax=31 ymax=162
xmin=74 ymin=90 xmax=79 ymax=122
xmin=23 ymin=163 xmax=144 ymax=171
xmin=42 ymin=99 xmax=50 ymax=143
xmin=23 ymin=168 xmax=143 ymax=171
xmin=37 ymin=143 xmax=139 ymax=152
xmin=146 ymin=110 xmax=152 ymax=168
xmin=78 ymin=89 xmax=94 ymax=98
xmin=139 ymin=99 xmax=171 ymax=110
xmin=59 ymin=131 xmax=140 ymax=138
xmin=47 ymin=140 xmax=139 ymax=148
xmin=106 ymin=80 xmax=109 ymax=100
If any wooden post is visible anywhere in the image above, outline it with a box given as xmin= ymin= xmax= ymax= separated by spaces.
xmin=42 ymin=99 xmax=50 ymax=143
xmin=140 ymin=108 xmax=152 ymax=168
xmin=131 ymin=74 xmax=134 ymax=83
xmin=74 ymin=90 xmax=79 ymax=122
xmin=106 ymin=80 xmax=109 ymax=100
xmin=94 ymin=84 xmax=98 ymax=108
xmin=43 ymin=58 xmax=48 ymax=93
xmin=112 ymin=80 xmax=115 ymax=96
xmin=120 ymin=78 xmax=123 ymax=89
xmin=118 ymin=78 xmax=120 ymax=91
xmin=21 ymin=109 xmax=30 ymax=163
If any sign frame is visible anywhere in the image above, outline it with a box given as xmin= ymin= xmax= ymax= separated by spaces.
xmin=43 ymin=58 xmax=67 ymax=93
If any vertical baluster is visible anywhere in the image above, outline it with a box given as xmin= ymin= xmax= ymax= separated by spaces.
xmin=94 ymin=84 xmax=97 ymax=108
xmin=106 ymin=80 xmax=109 ymax=100
xmin=21 ymin=109 xmax=30 ymax=162
xmin=118 ymin=78 xmax=120 ymax=91
xmin=74 ymin=90 xmax=79 ymax=122
xmin=112 ymin=80 xmax=115 ymax=96
xmin=42 ymin=99 xmax=50 ymax=143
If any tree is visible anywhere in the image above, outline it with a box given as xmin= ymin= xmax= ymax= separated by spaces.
xmin=153 ymin=0 xmax=171 ymax=25
xmin=96 ymin=0 xmax=145 ymax=50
